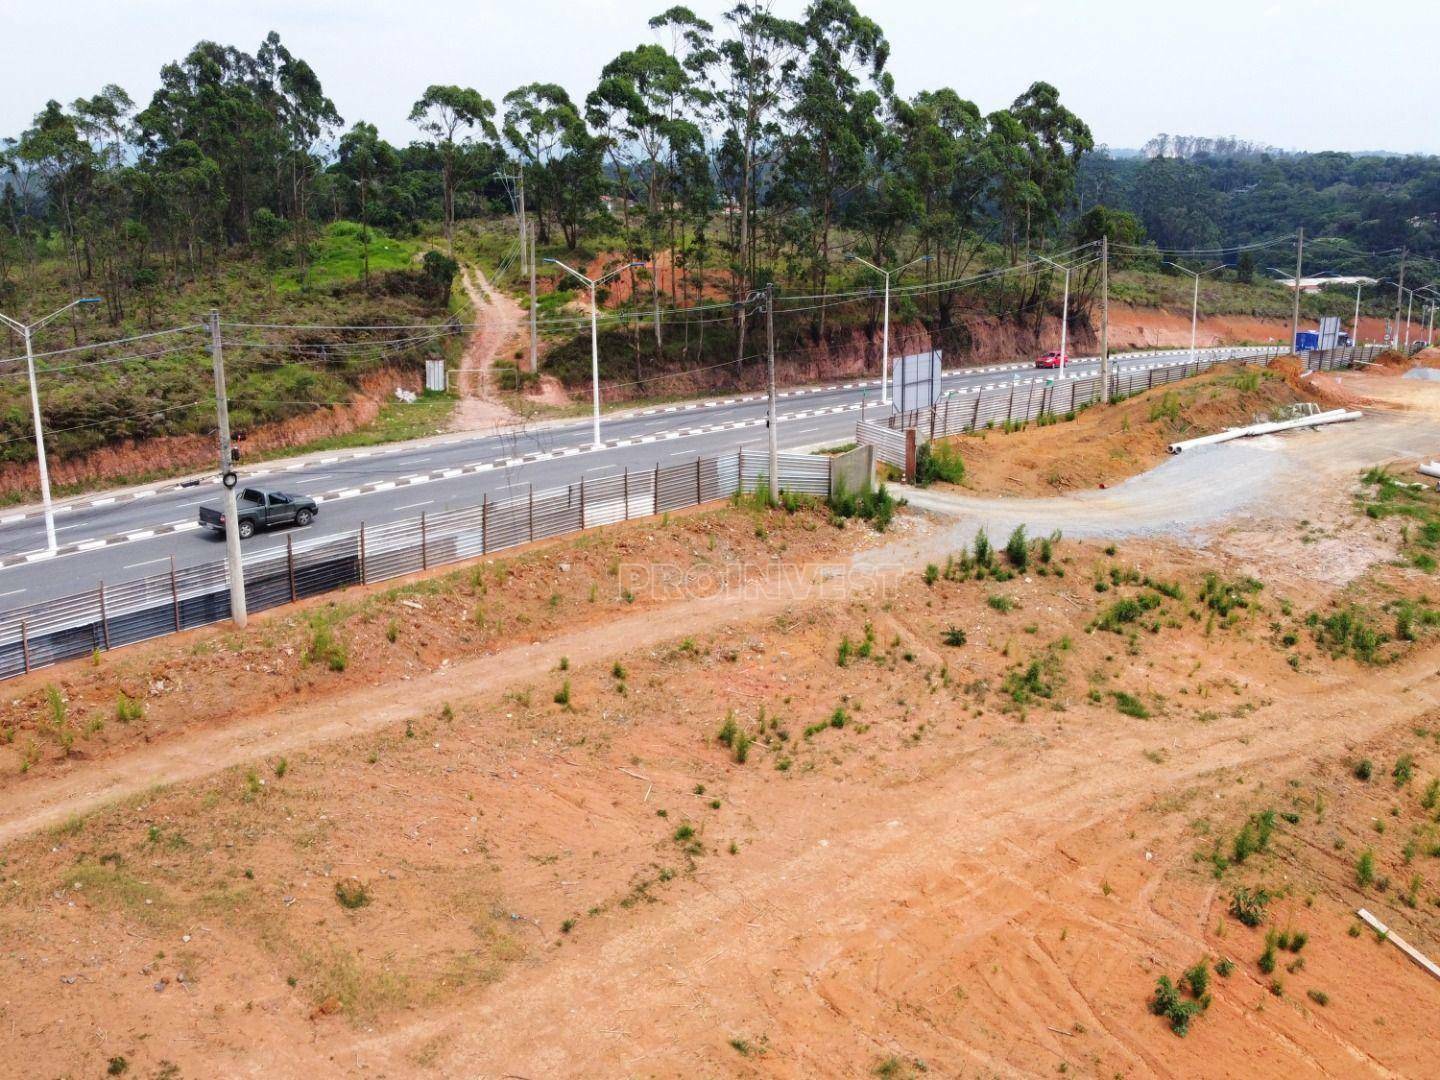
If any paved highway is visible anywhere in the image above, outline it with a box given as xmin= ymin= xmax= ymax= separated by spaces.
xmin=0 ymin=347 xmax=1247 ymax=607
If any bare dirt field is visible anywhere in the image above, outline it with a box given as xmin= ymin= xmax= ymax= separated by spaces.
xmin=6 ymin=365 xmax=1440 ymax=1078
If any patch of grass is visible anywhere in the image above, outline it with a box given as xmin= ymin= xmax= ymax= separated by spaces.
xmin=553 ymin=681 xmax=571 ymax=707
xmin=304 ymin=616 xmax=348 ymax=672
xmin=1112 ymin=691 xmax=1151 ymax=719
xmin=115 ymin=692 xmax=144 ymax=723
xmin=914 ymin=440 xmax=966 ymax=486
xmin=942 ymin=626 xmax=967 ymax=647
xmin=1231 ymin=810 xmax=1276 ymax=864
xmin=1356 ymin=848 xmax=1376 ymax=888
xmin=334 ymin=879 xmax=371 ymax=910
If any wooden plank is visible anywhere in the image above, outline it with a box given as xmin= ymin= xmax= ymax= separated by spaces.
xmin=1357 ymin=908 xmax=1440 ymax=983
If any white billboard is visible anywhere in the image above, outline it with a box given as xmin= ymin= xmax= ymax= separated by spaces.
xmin=893 ymin=349 xmax=942 ymax=414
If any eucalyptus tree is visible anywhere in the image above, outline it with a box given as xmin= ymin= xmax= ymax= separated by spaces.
xmin=336 ymin=121 xmax=397 ymax=289
xmin=409 ymin=85 xmax=497 ymax=253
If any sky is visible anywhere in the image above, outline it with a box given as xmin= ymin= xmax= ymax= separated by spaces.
xmin=4 ymin=0 xmax=1438 ymax=155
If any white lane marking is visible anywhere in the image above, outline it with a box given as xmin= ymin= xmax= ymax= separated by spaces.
xmin=394 ymin=500 xmax=434 ymax=511
xmin=55 ymin=523 xmax=89 ymax=532
xmin=124 ymin=557 xmax=170 ymax=570
xmin=294 ymin=474 xmax=333 ymax=485
xmin=0 ymin=588 xmax=24 ymax=598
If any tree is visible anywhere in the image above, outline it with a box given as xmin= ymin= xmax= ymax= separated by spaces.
xmin=336 ymin=120 xmax=397 ymax=289
xmin=409 ymin=85 xmax=497 ymax=252
xmin=502 ymin=83 xmax=602 ymax=248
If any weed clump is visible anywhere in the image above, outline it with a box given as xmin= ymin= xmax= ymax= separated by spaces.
xmin=1229 ymin=886 xmax=1271 ymax=927
xmin=334 ymin=879 xmax=370 ymax=910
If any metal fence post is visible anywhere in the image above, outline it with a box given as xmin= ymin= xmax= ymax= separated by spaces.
xmin=287 ymin=535 xmax=297 ymax=602
xmin=623 ymin=468 xmax=630 ymax=521
xmin=579 ymin=477 xmax=586 ymax=529
xmin=694 ymin=458 xmax=702 ymax=505
xmin=421 ymin=511 xmax=428 ymax=570
xmin=972 ymin=393 xmax=982 ymax=430
xmin=20 ymin=621 xmax=30 ymax=674
xmin=98 ymin=582 xmax=110 ymax=651
xmin=359 ymin=522 xmax=367 ymax=585
xmin=653 ymin=464 xmax=660 ymax=516
xmin=482 ymin=494 xmax=489 ymax=554
xmin=169 ymin=556 xmax=181 ymax=631
xmin=528 ymin=485 xmax=535 ymax=542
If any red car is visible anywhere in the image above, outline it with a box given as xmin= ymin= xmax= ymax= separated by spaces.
xmin=1035 ymin=349 xmax=1067 ymax=369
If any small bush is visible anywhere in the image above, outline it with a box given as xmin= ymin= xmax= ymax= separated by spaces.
xmin=1229 ymin=886 xmax=1271 ymax=927
xmin=334 ymin=879 xmax=370 ymax=909
xmin=914 ymin=440 xmax=966 ymax=486
xmin=1112 ymin=691 xmax=1150 ymax=719
xmin=1393 ymin=754 xmax=1416 ymax=787
xmin=1356 ymin=848 xmax=1376 ymax=888
xmin=1182 ymin=959 xmax=1210 ymax=999
xmin=987 ymin=593 xmax=1016 ymax=613
xmin=1307 ymin=988 xmax=1329 ymax=1007
xmin=1354 ymin=758 xmax=1373 ymax=781
xmin=115 ymin=693 xmax=144 ymax=723
xmin=1149 ymin=975 xmax=1202 ymax=1036
xmin=553 ymin=681 xmax=571 ymax=707
xmin=1005 ymin=525 xmax=1030 ymax=570
xmin=942 ymin=626 xmax=967 ymax=647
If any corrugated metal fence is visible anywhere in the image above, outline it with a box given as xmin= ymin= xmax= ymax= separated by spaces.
xmin=0 ymin=449 xmax=830 ymax=682
xmin=862 ymin=344 xmax=1385 ymax=452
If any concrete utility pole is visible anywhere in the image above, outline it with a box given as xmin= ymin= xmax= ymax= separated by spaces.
xmin=1100 ymin=236 xmax=1111 ymax=402
xmin=0 ymin=297 xmax=101 ymax=553
xmin=516 ymin=165 xmax=527 ymax=276
xmin=765 ymin=283 xmax=778 ymax=505
xmin=528 ymin=221 xmax=539 ymax=374
xmin=1405 ymin=291 xmax=1414 ymax=351
xmin=1290 ymin=227 xmax=1304 ymax=351
xmin=546 ymin=258 xmax=646 ymax=448
xmin=1353 ymin=281 xmax=1364 ymax=345
xmin=1395 ymin=249 xmax=1407 ymax=347
xmin=209 ymin=310 xmax=247 ymax=628
xmin=846 ymin=253 xmax=932 ymax=405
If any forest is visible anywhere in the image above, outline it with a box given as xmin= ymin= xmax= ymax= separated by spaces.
xmin=0 ymin=0 xmax=1437 ymax=478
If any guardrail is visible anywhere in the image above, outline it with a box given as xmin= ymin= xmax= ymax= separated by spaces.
xmin=0 ymin=448 xmax=834 ymax=682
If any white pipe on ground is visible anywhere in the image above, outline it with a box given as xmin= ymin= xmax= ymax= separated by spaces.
xmin=1167 ymin=409 xmax=1363 ymax=454
xmin=1417 ymin=462 xmax=1440 ymax=480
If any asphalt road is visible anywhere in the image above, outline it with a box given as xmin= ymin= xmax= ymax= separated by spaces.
xmin=0 ymin=347 xmax=1248 ymax=607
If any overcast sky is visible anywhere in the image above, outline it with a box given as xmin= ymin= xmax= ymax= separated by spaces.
xmin=5 ymin=0 xmax=1437 ymax=155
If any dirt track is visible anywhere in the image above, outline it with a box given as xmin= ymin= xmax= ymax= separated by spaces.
xmin=7 ymin=371 xmax=1440 ymax=1078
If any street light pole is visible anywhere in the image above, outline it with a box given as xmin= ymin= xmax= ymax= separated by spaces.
xmin=846 ymin=253 xmax=932 ymax=405
xmin=1035 ymin=254 xmax=1073 ymax=376
xmin=1165 ymin=262 xmax=1227 ymax=365
xmin=545 ymin=258 xmax=645 ymax=449
xmin=0 ymin=297 xmax=102 ymax=553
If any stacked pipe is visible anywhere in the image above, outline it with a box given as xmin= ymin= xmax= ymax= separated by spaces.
xmin=1167 ymin=409 xmax=1363 ymax=454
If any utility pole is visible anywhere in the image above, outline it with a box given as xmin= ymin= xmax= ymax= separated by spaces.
xmin=0 ymin=297 xmax=101 ymax=553
xmin=516 ymin=164 xmax=527 ymax=276
xmin=1100 ymin=236 xmax=1111 ymax=402
xmin=1395 ymin=248 xmax=1407 ymax=347
xmin=1405 ymin=291 xmax=1414 ymax=351
xmin=528 ymin=221 xmax=539 ymax=375
xmin=1352 ymin=281 xmax=1364 ymax=345
xmin=765 ymin=283 xmax=778 ymax=505
xmin=209 ymin=310 xmax=247 ymax=628
xmin=1290 ymin=227 xmax=1304 ymax=352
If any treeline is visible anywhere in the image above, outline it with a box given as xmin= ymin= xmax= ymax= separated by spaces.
xmin=1 ymin=2 xmax=1101 ymax=342
xmin=1082 ymin=147 xmax=1440 ymax=265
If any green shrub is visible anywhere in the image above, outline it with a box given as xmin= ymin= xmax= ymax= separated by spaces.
xmin=334 ymin=879 xmax=370 ymax=909
xmin=1112 ymin=691 xmax=1150 ymax=719
xmin=914 ymin=440 xmax=966 ymax=486
xmin=1149 ymin=975 xmax=1202 ymax=1036
xmin=1229 ymin=886 xmax=1271 ymax=927
xmin=304 ymin=617 xmax=348 ymax=672
xmin=1356 ymin=849 xmax=1376 ymax=888
xmin=1005 ymin=525 xmax=1029 ymax=570
xmin=115 ymin=693 xmax=144 ymax=723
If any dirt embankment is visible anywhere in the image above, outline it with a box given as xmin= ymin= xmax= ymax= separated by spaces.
xmin=938 ymin=358 xmax=1342 ymax=497
xmin=0 ymin=366 xmax=422 ymax=502
xmin=5 ymin=481 xmax=1440 ymax=1076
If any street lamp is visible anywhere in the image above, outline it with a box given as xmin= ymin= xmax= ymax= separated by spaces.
xmin=1035 ymin=254 xmax=1074 ymax=376
xmin=845 ymin=253 xmax=932 ymax=405
xmin=544 ymin=259 xmax=645 ymax=449
xmin=1165 ymin=262 xmax=1227 ymax=364
xmin=0 ymin=297 xmax=102 ymax=552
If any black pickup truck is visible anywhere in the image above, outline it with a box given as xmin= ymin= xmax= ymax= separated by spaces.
xmin=199 ymin=487 xmax=318 ymax=540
